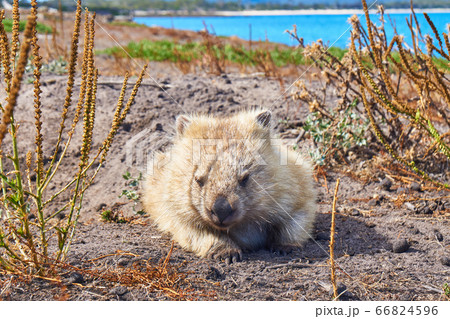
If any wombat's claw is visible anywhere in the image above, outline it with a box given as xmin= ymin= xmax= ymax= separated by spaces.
xmin=270 ymin=244 xmax=295 ymax=256
xmin=208 ymin=248 xmax=243 ymax=264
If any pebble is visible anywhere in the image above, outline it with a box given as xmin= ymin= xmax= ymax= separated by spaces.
xmin=205 ymin=266 xmax=224 ymax=281
xmin=110 ymin=286 xmax=129 ymax=296
xmin=121 ymin=122 xmax=132 ymax=132
xmin=440 ymin=257 xmax=450 ymax=267
xmin=380 ymin=178 xmax=392 ymax=191
xmin=368 ymin=199 xmax=379 ymax=207
xmin=404 ymin=202 xmax=415 ymax=211
xmin=350 ymin=209 xmax=360 ymax=216
xmin=329 ymin=284 xmax=352 ymax=300
xmin=68 ymin=272 xmax=84 ymax=284
xmin=96 ymin=203 xmax=107 ymax=211
xmin=434 ymin=230 xmax=444 ymax=242
xmin=392 ymin=239 xmax=409 ymax=253
xmin=117 ymin=258 xmax=130 ymax=267
xmin=410 ymin=182 xmax=421 ymax=192
xmin=316 ymin=232 xmax=330 ymax=241
xmin=153 ymin=123 xmax=163 ymax=131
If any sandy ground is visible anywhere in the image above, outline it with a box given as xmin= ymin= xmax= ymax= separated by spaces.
xmin=0 ymin=69 xmax=448 ymax=300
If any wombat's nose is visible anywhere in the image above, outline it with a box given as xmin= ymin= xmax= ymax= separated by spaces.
xmin=211 ymin=196 xmax=233 ymax=223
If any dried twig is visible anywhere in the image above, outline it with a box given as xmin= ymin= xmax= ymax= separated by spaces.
xmin=330 ymin=178 xmax=340 ymax=300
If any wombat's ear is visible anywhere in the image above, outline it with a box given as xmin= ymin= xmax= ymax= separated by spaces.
xmin=176 ymin=115 xmax=191 ymax=136
xmin=255 ymin=110 xmax=271 ymax=128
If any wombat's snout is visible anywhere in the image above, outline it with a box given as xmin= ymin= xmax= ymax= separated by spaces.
xmin=211 ymin=196 xmax=233 ymax=225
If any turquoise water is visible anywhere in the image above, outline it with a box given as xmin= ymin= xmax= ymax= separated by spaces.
xmin=134 ymin=13 xmax=450 ymax=48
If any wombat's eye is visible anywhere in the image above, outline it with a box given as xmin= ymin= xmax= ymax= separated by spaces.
xmin=239 ymin=173 xmax=250 ymax=187
xmin=195 ymin=176 xmax=205 ymax=187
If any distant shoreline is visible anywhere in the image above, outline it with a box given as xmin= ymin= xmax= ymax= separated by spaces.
xmin=134 ymin=8 xmax=450 ymax=17
xmin=217 ymin=8 xmax=450 ymax=16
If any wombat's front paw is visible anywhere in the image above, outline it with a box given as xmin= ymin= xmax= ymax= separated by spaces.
xmin=270 ymin=244 xmax=297 ymax=256
xmin=208 ymin=246 xmax=243 ymax=264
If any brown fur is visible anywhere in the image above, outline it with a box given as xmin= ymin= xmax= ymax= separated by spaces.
xmin=142 ymin=110 xmax=317 ymax=263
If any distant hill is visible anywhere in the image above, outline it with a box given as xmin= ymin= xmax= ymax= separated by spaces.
xmin=23 ymin=0 xmax=450 ymax=14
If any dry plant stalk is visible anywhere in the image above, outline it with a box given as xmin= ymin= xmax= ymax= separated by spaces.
xmin=199 ymin=26 xmax=226 ymax=75
xmin=0 ymin=0 xmax=147 ymax=275
xmin=353 ymin=0 xmax=449 ymax=189
xmin=289 ymin=0 xmax=449 ymax=189
xmin=330 ymin=178 xmax=340 ymax=300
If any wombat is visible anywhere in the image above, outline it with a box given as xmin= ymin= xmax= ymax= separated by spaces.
xmin=142 ymin=110 xmax=316 ymax=264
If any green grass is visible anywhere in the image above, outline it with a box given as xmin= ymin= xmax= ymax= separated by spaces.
xmin=108 ymin=21 xmax=147 ymax=28
xmin=99 ymin=39 xmax=449 ymax=72
xmin=98 ymin=39 xmax=318 ymax=67
xmin=2 ymin=19 xmax=53 ymax=34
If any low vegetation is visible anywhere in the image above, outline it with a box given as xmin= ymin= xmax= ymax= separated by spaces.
xmin=289 ymin=0 xmax=449 ymax=189
xmin=99 ymin=38 xmax=315 ymax=68
xmin=0 ymin=0 xmax=146 ymax=275
xmin=1 ymin=18 xmax=53 ymax=33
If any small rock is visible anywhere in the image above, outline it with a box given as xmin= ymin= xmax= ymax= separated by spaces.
xmin=404 ymin=202 xmax=415 ymax=211
xmin=368 ymin=199 xmax=379 ymax=207
xmin=96 ymin=203 xmax=107 ymax=211
xmin=154 ymin=123 xmax=163 ymax=131
xmin=205 ymin=266 xmax=223 ymax=281
xmin=410 ymin=182 xmax=421 ymax=192
xmin=434 ymin=230 xmax=444 ymax=242
xmin=110 ymin=286 xmax=129 ymax=296
xmin=68 ymin=272 xmax=84 ymax=284
xmin=397 ymin=187 xmax=407 ymax=194
xmin=121 ymin=122 xmax=132 ymax=132
xmin=118 ymin=258 xmax=130 ymax=267
xmin=350 ymin=209 xmax=360 ymax=216
xmin=316 ymin=232 xmax=330 ymax=241
xmin=440 ymin=257 xmax=450 ymax=267
xmin=392 ymin=239 xmax=409 ymax=253
xmin=329 ymin=284 xmax=351 ymax=299
xmin=380 ymin=178 xmax=392 ymax=191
